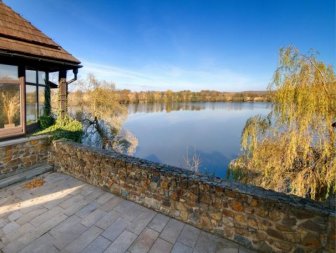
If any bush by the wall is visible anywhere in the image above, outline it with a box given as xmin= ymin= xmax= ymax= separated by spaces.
xmin=38 ymin=115 xmax=55 ymax=130
xmin=34 ymin=116 xmax=83 ymax=142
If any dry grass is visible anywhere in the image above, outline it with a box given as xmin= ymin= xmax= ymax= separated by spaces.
xmin=23 ymin=178 xmax=45 ymax=189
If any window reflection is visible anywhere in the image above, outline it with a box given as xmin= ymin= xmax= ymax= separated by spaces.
xmin=0 ymin=64 xmax=18 ymax=81
xmin=0 ymin=83 xmax=21 ymax=128
xmin=38 ymin=71 xmax=46 ymax=85
xmin=26 ymin=70 xmax=36 ymax=83
xmin=26 ymin=85 xmax=37 ymax=125
xmin=25 ymin=69 xmax=48 ymax=121
xmin=0 ymin=64 xmax=21 ymax=130
xmin=38 ymin=86 xmax=45 ymax=116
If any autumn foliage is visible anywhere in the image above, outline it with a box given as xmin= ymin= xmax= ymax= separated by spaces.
xmin=229 ymin=47 xmax=336 ymax=201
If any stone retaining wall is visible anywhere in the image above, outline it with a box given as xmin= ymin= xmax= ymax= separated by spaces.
xmin=0 ymin=135 xmax=51 ymax=177
xmin=51 ymin=140 xmax=335 ymax=252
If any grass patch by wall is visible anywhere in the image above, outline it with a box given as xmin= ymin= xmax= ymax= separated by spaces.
xmin=34 ymin=116 xmax=83 ymax=142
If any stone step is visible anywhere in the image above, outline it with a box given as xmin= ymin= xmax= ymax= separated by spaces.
xmin=0 ymin=164 xmax=53 ymax=189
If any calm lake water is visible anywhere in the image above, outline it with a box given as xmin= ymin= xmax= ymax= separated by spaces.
xmin=123 ymin=102 xmax=271 ymax=178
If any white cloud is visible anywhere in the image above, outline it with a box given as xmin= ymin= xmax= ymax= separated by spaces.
xmin=78 ymin=60 xmax=266 ymax=91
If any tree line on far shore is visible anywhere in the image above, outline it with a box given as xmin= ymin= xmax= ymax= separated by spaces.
xmin=68 ymin=88 xmax=270 ymax=106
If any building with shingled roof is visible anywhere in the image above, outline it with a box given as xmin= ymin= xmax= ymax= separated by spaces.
xmin=0 ymin=0 xmax=81 ymax=139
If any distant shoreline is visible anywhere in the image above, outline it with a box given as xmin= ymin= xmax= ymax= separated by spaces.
xmin=68 ymin=90 xmax=271 ymax=105
xmin=121 ymin=98 xmax=270 ymax=104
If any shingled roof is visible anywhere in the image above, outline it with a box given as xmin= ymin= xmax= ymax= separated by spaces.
xmin=0 ymin=1 xmax=80 ymax=65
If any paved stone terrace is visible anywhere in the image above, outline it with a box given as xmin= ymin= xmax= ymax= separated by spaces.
xmin=0 ymin=172 xmax=255 ymax=253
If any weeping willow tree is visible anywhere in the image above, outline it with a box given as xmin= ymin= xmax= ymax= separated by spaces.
xmin=229 ymin=47 xmax=336 ymax=201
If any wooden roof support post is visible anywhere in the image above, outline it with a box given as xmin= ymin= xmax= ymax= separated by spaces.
xmin=58 ymin=69 xmax=67 ymax=118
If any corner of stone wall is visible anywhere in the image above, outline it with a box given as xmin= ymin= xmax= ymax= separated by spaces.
xmin=0 ymin=135 xmax=52 ymax=176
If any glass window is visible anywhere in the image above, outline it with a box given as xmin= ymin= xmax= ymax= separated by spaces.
xmin=26 ymin=85 xmax=37 ymax=125
xmin=48 ymin=71 xmax=58 ymax=84
xmin=0 ymin=64 xmax=18 ymax=81
xmin=38 ymin=71 xmax=46 ymax=85
xmin=0 ymin=64 xmax=21 ymax=130
xmin=26 ymin=70 xmax=36 ymax=83
xmin=0 ymin=83 xmax=21 ymax=129
xmin=38 ymin=86 xmax=45 ymax=116
xmin=25 ymin=69 xmax=49 ymax=122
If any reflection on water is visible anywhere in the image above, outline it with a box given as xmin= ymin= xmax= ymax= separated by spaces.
xmin=123 ymin=102 xmax=271 ymax=178
xmin=127 ymin=102 xmax=269 ymax=114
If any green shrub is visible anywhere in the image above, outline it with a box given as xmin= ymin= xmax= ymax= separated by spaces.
xmin=34 ymin=116 xmax=83 ymax=142
xmin=38 ymin=115 xmax=55 ymax=130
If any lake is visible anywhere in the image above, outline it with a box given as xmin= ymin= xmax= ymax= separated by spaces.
xmin=123 ymin=102 xmax=271 ymax=178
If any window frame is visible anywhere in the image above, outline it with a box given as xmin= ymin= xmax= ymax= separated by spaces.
xmin=0 ymin=63 xmax=25 ymax=138
xmin=25 ymin=69 xmax=48 ymax=125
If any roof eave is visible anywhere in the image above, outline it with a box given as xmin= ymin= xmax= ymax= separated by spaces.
xmin=0 ymin=50 xmax=82 ymax=71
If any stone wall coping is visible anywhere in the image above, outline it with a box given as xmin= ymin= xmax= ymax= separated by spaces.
xmin=55 ymin=139 xmax=336 ymax=216
xmin=0 ymin=135 xmax=51 ymax=148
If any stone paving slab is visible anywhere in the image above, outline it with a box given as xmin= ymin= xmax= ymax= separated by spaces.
xmin=129 ymin=228 xmax=159 ymax=253
xmin=81 ymin=236 xmax=110 ymax=253
xmin=147 ymin=214 xmax=170 ymax=233
xmin=149 ymin=238 xmax=173 ymax=253
xmin=0 ymin=172 xmax=255 ymax=253
xmin=159 ymin=219 xmax=185 ymax=244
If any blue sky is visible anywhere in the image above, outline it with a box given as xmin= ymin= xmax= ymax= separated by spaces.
xmin=7 ymin=0 xmax=335 ymax=91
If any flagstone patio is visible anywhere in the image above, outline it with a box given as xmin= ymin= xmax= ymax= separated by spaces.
xmin=0 ymin=172 xmax=255 ymax=253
